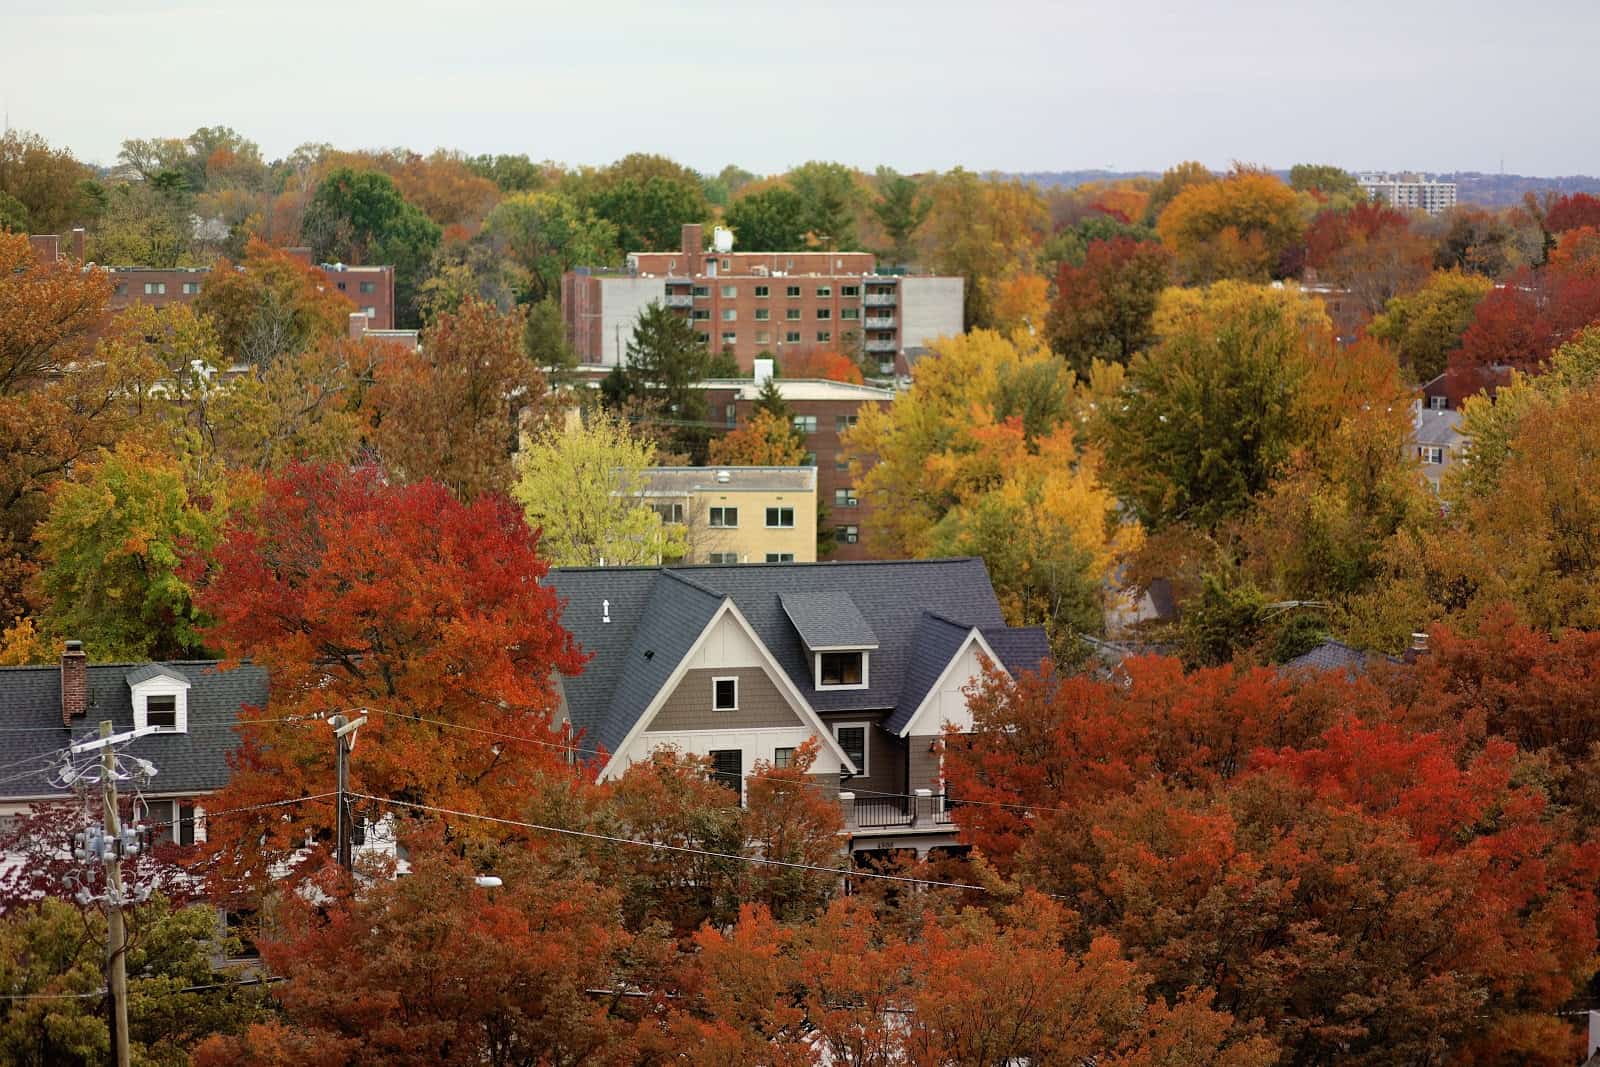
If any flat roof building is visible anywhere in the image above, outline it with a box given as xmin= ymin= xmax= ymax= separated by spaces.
xmin=642 ymin=466 xmax=818 ymax=564
xmin=1358 ymin=174 xmax=1458 ymax=215
xmin=563 ymin=224 xmax=963 ymax=374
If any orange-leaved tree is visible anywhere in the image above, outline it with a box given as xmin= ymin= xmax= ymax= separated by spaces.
xmin=194 ymin=237 xmax=354 ymax=369
xmin=783 ymin=348 xmax=863 ymax=383
xmin=186 ymin=463 xmax=586 ymax=891
xmin=707 ymin=408 xmax=805 ymax=466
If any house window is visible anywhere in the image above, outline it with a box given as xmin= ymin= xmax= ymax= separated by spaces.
xmin=147 ymin=799 xmax=197 ymax=847
xmin=721 ymin=258 xmax=731 ymax=271
xmin=712 ymin=676 xmax=738 ymax=711
xmin=692 ymin=309 xmax=711 ymax=320
xmin=363 ymin=307 xmax=376 ymax=318
xmin=721 ymin=285 xmax=737 ymax=298
xmin=754 ymin=308 xmax=770 ymax=321
xmin=721 ymin=331 xmax=737 ymax=346
xmin=181 ymin=282 xmax=201 ymax=295
xmin=725 ymin=403 xmax=738 ymax=427
xmin=820 ymin=651 xmax=866 ymax=687
xmin=766 ymin=506 xmax=795 ymax=528
xmin=1419 ymin=445 xmax=1445 ymax=464
xmin=1428 ymin=395 xmax=1447 ymax=410
xmin=359 ymin=281 xmax=376 ymax=294
xmin=786 ymin=308 xmax=802 ymax=321
xmin=721 ymin=308 xmax=737 ymax=321
xmin=835 ymin=415 xmax=858 ymax=433
xmin=652 ymin=502 xmax=685 ymax=524
xmin=336 ymin=281 xmax=347 ymax=291
xmin=756 ymin=330 xmax=771 ymax=344
xmin=709 ymin=506 xmax=738 ymax=528
xmin=773 ymin=747 xmax=795 ymax=769
xmin=840 ymin=307 xmax=860 ymax=320
xmin=695 ymin=332 xmax=711 ymax=343
xmin=841 ymin=285 xmax=860 ymax=297
xmin=836 ymin=524 xmax=859 ymax=544
xmin=835 ymin=457 xmax=849 ymax=472
xmin=793 ymin=415 xmax=817 ymax=434
xmin=144 ymin=282 xmax=166 ymax=295
xmin=803 ymin=451 xmax=818 ymax=466
xmin=754 ymin=285 xmax=769 ymax=298
xmin=709 ymin=749 xmax=742 ymax=795
xmin=785 ymin=331 xmax=802 ymax=343
xmin=707 ymin=552 xmax=740 ymax=564
xmin=816 ymin=286 xmax=832 ymax=298
xmin=816 ymin=308 xmax=831 ymax=320
xmin=145 ymin=695 xmax=178 ymax=730
xmin=835 ymin=487 xmax=858 ymax=507
xmin=115 ymin=283 xmax=127 ymax=296
xmin=786 ymin=285 xmax=801 ymax=298
xmin=834 ymin=724 xmax=868 ymax=775
xmin=816 ymin=331 xmax=831 ymax=343
xmin=693 ymin=285 xmax=710 ymax=298
xmin=765 ymin=552 xmax=796 ymax=562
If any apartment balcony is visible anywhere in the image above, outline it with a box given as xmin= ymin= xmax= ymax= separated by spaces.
xmin=863 ymin=316 xmax=896 ymax=329
xmin=663 ymin=294 xmax=694 ymax=308
xmin=863 ymin=293 xmax=897 ymax=307
xmin=864 ymin=338 xmax=898 ymax=353
xmin=841 ymin=790 xmax=957 ymax=832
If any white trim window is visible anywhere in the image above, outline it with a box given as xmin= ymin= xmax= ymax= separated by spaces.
xmin=1419 ymin=445 xmax=1445 ymax=464
xmin=765 ymin=506 xmax=795 ymax=528
xmin=712 ymin=676 xmax=738 ymax=712
xmin=709 ymin=506 xmax=738 ymax=528
xmin=816 ymin=650 xmax=869 ymax=690
xmin=833 ymin=723 xmax=869 ymax=776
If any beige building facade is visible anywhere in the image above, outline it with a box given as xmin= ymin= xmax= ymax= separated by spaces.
xmin=642 ymin=467 xmax=818 ymax=564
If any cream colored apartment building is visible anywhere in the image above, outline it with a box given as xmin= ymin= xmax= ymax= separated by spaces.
xmin=642 ymin=467 xmax=818 ymax=564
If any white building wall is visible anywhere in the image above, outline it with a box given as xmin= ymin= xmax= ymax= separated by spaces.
xmin=618 ymin=726 xmax=845 ymax=780
xmin=599 ymin=277 xmax=669 ymax=366
xmin=899 ymin=276 xmax=965 ymax=350
xmin=686 ymin=611 xmax=764 ymax=670
xmin=902 ymin=637 xmax=991 ymax=737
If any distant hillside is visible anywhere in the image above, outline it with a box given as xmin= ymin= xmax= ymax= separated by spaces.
xmin=1010 ymin=169 xmax=1600 ymax=208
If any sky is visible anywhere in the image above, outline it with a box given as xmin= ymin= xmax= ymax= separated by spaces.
xmin=4 ymin=0 xmax=1598 ymax=176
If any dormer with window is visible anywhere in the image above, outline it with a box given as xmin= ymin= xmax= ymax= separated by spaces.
xmin=126 ymin=664 xmax=192 ymax=734
xmin=780 ymin=592 xmax=877 ymax=691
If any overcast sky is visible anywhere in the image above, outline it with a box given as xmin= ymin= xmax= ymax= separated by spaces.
xmin=4 ymin=0 xmax=1596 ymax=176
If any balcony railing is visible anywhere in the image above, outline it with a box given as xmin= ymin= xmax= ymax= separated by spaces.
xmin=864 ymin=338 xmax=898 ymax=353
xmin=864 ymin=316 xmax=896 ymax=329
xmin=841 ymin=789 xmax=957 ymax=831
xmin=663 ymin=294 xmax=693 ymax=308
xmin=863 ymin=293 xmax=897 ymax=307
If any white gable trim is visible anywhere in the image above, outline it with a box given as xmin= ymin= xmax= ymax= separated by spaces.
xmin=598 ymin=598 xmax=857 ymax=779
xmin=897 ymin=628 xmax=1008 ymax=739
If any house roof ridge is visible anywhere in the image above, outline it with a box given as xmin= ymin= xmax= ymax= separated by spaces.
xmin=656 ymin=568 xmax=727 ymax=599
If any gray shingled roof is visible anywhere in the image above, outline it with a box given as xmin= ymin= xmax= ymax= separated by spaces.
xmin=546 ymin=558 xmax=1047 ymax=763
xmin=123 ymin=663 xmax=191 ymax=686
xmin=883 ymin=615 xmax=1050 ymax=735
xmin=1281 ymin=639 xmax=1399 ymax=676
xmin=780 ymin=592 xmax=879 ymax=650
xmin=0 ymin=661 xmax=267 ymax=802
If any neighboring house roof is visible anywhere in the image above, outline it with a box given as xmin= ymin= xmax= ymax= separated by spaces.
xmin=697 ymin=378 xmax=896 ymax=403
xmin=1281 ymin=639 xmax=1399 ymax=676
xmin=641 ymin=466 xmax=816 ymax=495
xmin=1412 ymin=407 xmax=1464 ymax=449
xmin=0 ymin=661 xmax=267 ymax=802
xmin=546 ymin=558 xmax=1048 ymax=762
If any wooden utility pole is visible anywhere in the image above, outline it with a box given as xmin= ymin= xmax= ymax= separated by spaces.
xmin=331 ymin=714 xmax=366 ymax=871
xmin=99 ymin=719 xmax=130 ymax=1067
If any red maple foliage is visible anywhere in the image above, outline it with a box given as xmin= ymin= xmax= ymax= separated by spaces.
xmin=782 ymin=349 xmax=864 ymax=384
xmin=184 ymin=463 xmax=586 ymax=892
xmin=1545 ymin=192 xmax=1600 ymax=234
xmin=1448 ymin=265 xmax=1600 ymax=392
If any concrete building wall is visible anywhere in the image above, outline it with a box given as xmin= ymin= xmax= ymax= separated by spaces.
xmin=594 ymin=277 xmax=667 ymax=367
xmin=899 ymin=276 xmax=965 ymax=350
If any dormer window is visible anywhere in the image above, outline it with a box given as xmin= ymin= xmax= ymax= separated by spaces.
xmin=145 ymin=695 xmax=178 ymax=730
xmin=128 ymin=664 xmax=191 ymax=734
xmin=819 ymin=651 xmax=865 ymax=687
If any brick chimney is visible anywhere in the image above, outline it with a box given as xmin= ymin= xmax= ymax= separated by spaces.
xmin=348 ymin=311 xmax=368 ymax=341
xmin=71 ymin=227 xmax=85 ymax=263
xmin=285 ymin=246 xmax=314 ymax=266
xmin=61 ymin=640 xmax=88 ymax=726
xmin=27 ymin=234 xmax=59 ymax=265
xmin=681 ymin=223 xmax=703 ymax=273
xmin=1402 ymin=631 xmax=1429 ymax=664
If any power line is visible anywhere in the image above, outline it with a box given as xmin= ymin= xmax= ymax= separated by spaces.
xmin=0 ymin=975 xmax=286 ymax=1002
xmin=350 ymin=791 xmax=993 ymax=894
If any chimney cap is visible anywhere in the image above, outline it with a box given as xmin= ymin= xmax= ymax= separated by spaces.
xmin=1410 ymin=631 xmax=1429 ymax=649
xmin=64 ymin=639 xmax=84 ymax=653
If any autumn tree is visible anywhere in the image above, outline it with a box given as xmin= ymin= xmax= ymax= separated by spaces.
xmin=0 ymin=130 xmax=95 ymax=234
xmin=370 ymin=298 xmax=548 ymax=500
xmin=482 ymin=190 xmax=619 ymax=303
xmin=1156 ymin=170 xmax=1304 ymax=283
xmin=723 ymin=184 xmax=805 ymax=251
xmin=708 ymin=408 xmax=806 ymax=466
xmin=513 ymin=411 xmax=686 ymax=567
xmin=1046 ymin=236 xmax=1172 ymax=375
xmin=1288 ymin=163 xmax=1362 ymax=201
xmin=300 ymin=167 xmax=441 ymax=325
xmin=583 ymin=153 xmax=709 ymax=251
xmin=781 ymin=347 xmax=863 ymax=383
xmin=31 ymin=441 xmax=227 ymax=661
xmin=922 ymin=169 xmax=1049 ymax=330
xmin=1448 ymin=264 xmax=1600 ymax=389
xmin=1303 ymin=200 xmax=1432 ymax=314
xmin=1544 ymin=192 xmax=1600 ymax=233
xmin=1367 ymin=268 xmax=1493 ymax=381
xmin=1141 ymin=160 xmax=1215 ymax=225
xmin=187 ymin=464 xmax=587 ymax=890
xmin=1098 ymin=282 xmax=1330 ymax=533
xmin=784 ymin=161 xmax=864 ymax=250
xmin=194 ymin=237 xmax=354 ymax=368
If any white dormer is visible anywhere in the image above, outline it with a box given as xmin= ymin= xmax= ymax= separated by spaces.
xmin=126 ymin=664 xmax=192 ymax=734
xmin=779 ymin=592 xmax=878 ymax=692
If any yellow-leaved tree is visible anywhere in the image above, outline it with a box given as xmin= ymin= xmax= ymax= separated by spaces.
xmin=844 ymin=330 xmax=1135 ymax=658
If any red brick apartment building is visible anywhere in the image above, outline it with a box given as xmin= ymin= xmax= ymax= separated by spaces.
xmin=563 ymin=224 xmax=963 ymax=373
xmin=28 ymin=230 xmax=396 ymax=330
xmin=700 ymin=368 xmax=894 ymax=562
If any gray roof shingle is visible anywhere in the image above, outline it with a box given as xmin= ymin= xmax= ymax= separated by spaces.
xmin=547 ymin=558 xmax=1045 ymax=762
xmin=0 ymin=661 xmax=267 ymax=801
xmin=1281 ymin=639 xmax=1399 ymax=676
xmin=780 ymin=592 xmax=879 ymax=650
xmin=124 ymin=663 xmax=191 ymax=686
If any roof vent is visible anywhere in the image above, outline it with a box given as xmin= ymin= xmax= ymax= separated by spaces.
xmin=602 ymin=599 xmax=611 ymax=624
xmin=716 ymin=470 xmax=731 ymax=483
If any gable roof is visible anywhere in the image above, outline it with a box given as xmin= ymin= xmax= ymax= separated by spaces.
xmin=124 ymin=663 xmax=191 ymax=686
xmin=1281 ymin=639 xmax=1400 ymax=676
xmin=547 ymin=558 xmax=1046 ymax=763
xmin=0 ymin=660 xmax=267 ymax=802
xmin=884 ymin=615 xmax=1051 ymax=735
